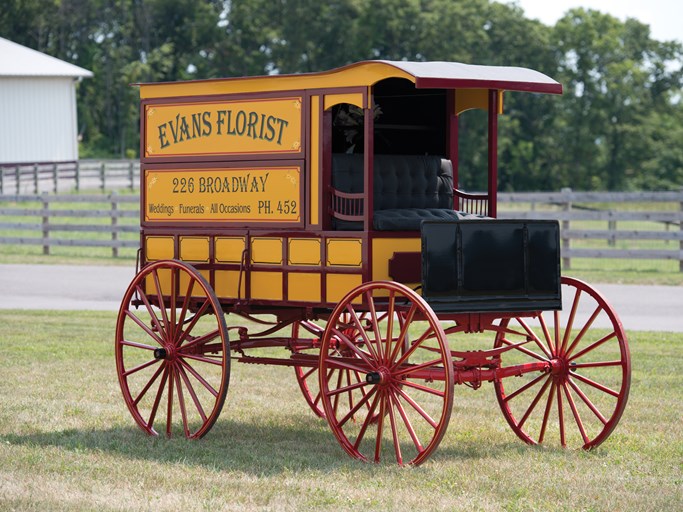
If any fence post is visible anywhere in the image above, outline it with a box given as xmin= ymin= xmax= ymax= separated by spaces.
xmin=679 ymin=187 xmax=683 ymax=273
xmin=608 ymin=219 xmax=617 ymax=247
xmin=33 ymin=164 xmax=39 ymax=194
xmin=128 ymin=161 xmax=135 ymax=191
xmin=15 ymin=166 xmax=20 ymax=194
xmin=100 ymin=162 xmax=106 ymax=192
xmin=0 ymin=167 xmax=3 ymax=194
xmin=111 ymin=191 xmax=119 ymax=257
xmin=52 ymin=163 xmax=58 ymax=193
xmin=42 ymin=192 xmax=50 ymax=255
xmin=75 ymin=161 xmax=81 ymax=192
xmin=561 ymin=187 xmax=572 ymax=270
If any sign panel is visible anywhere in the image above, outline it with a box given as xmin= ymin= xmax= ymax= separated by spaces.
xmin=145 ymin=167 xmax=301 ymax=223
xmin=144 ymin=97 xmax=303 ymax=158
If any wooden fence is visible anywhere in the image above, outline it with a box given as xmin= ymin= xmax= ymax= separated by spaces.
xmin=497 ymin=189 xmax=683 ymax=271
xmin=0 ymin=190 xmax=682 ymax=269
xmin=0 ymin=193 xmax=139 ymax=257
xmin=0 ymin=160 xmax=140 ymax=194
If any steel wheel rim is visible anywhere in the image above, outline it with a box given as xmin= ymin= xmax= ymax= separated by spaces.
xmin=494 ymin=276 xmax=631 ymax=449
xmin=319 ymin=281 xmax=454 ymax=466
xmin=115 ymin=260 xmax=230 ymax=439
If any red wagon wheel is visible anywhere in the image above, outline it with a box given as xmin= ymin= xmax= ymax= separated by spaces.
xmin=319 ymin=281 xmax=454 ymax=466
xmin=115 ymin=260 xmax=230 ymax=439
xmin=293 ymin=320 xmax=326 ymax=418
xmin=494 ymin=276 xmax=631 ymax=449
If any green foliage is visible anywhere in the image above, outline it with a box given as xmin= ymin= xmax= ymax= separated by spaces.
xmin=0 ymin=0 xmax=681 ymax=190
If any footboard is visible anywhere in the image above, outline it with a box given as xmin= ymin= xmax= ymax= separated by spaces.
xmin=421 ymin=219 xmax=561 ymax=312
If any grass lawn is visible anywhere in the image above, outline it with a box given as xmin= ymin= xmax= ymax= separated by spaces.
xmin=0 ymin=310 xmax=681 ymax=511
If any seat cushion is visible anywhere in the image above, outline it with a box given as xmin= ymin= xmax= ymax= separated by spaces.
xmin=373 ymin=208 xmax=487 ymax=231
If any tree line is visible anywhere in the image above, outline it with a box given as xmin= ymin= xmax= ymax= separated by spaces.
xmin=2 ymin=0 xmax=682 ymax=191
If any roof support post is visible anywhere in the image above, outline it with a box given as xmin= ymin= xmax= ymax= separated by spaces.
xmin=364 ymin=91 xmax=374 ymax=231
xmin=487 ymin=89 xmax=499 ymax=218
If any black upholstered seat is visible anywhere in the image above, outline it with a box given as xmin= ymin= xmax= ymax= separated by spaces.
xmin=331 ymin=154 xmax=484 ymax=231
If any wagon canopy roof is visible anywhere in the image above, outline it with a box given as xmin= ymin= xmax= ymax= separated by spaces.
xmin=137 ymin=60 xmax=561 ymax=99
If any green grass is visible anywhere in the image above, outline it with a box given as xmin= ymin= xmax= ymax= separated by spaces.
xmin=1 ymin=310 xmax=681 ymax=511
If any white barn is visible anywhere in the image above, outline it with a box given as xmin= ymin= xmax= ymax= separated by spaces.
xmin=0 ymin=37 xmax=93 ymax=164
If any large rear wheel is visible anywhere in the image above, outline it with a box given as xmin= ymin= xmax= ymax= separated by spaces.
xmin=319 ymin=281 xmax=454 ymax=465
xmin=494 ymin=276 xmax=630 ymax=449
xmin=115 ymin=260 xmax=230 ymax=439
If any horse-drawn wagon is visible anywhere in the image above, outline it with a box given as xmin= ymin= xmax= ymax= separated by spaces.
xmin=115 ymin=60 xmax=630 ymax=465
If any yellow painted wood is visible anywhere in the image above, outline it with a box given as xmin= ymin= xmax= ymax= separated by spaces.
xmin=324 ymin=93 xmax=364 ymax=111
xmin=215 ymin=270 xmax=245 ymax=299
xmin=326 ymin=238 xmax=363 ymax=267
xmin=139 ymin=62 xmax=415 ymax=99
xmin=145 ymin=236 xmax=174 ymax=261
xmin=145 ymin=267 xmax=172 ymax=296
xmin=288 ymin=238 xmax=321 ymax=265
xmin=251 ymin=237 xmax=283 ymax=265
xmin=215 ymin=236 xmax=246 ymax=263
xmin=178 ymin=268 xmax=210 ymax=298
xmin=309 ymin=95 xmax=320 ymax=225
xmin=251 ymin=271 xmax=283 ymax=301
xmin=179 ymin=236 xmax=210 ymax=262
xmin=287 ymin=273 xmax=321 ymax=302
xmin=326 ymin=273 xmax=362 ymax=304
xmin=371 ymin=237 xmax=421 ymax=295
xmin=455 ymin=89 xmax=504 ymax=115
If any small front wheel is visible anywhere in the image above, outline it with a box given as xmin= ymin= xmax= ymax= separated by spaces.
xmin=319 ymin=281 xmax=454 ymax=466
xmin=115 ymin=260 xmax=230 ymax=439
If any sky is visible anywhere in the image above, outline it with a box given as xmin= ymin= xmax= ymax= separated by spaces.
xmin=503 ymin=0 xmax=683 ymax=43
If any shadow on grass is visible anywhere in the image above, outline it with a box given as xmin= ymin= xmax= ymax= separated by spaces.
xmin=0 ymin=414 xmax=555 ymax=473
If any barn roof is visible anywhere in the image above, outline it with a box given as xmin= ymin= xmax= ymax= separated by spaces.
xmin=0 ymin=37 xmax=93 ymax=78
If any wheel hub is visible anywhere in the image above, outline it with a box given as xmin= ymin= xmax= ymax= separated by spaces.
xmin=366 ymin=368 xmax=390 ymax=386
xmin=153 ymin=345 xmax=177 ymax=361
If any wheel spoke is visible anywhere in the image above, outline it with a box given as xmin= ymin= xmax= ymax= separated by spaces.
xmin=560 ymin=288 xmax=582 ymax=356
xmin=498 ymin=336 xmax=547 ymax=362
xmin=147 ymin=365 xmax=169 ymax=430
xmin=538 ymin=313 xmax=556 ymax=356
xmin=563 ymin=382 xmax=590 ymax=445
xmin=364 ymin=291 xmax=385 ymax=362
xmin=385 ymin=291 xmax=396 ymax=365
xmin=557 ymin=384 xmax=566 ymax=447
xmin=517 ymin=318 xmax=553 ymax=359
xmin=388 ymin=304 xmax=417 ymax=364
xmin=122 ymin=357 xmax=159 ymax=378
xmin=134 ymin=285 xmax=166 ymax=342
xmin=374 ymin=392 xmax=387 ymax=463
xmin=395 ymin=387 xmax=437 ymax=429
xmin=132 ymin=363 xmax=166 ymax=406
xmin=120 ymin=338 xmax=158 ymax=352
xmin=326 ymin=379 xmax=370 ymax=397
xmin=181 ymin=353 xmax=224 ymax=367
xmin=324 ymin=357 xmax=369 ymax=374
xmin=166 ymin=364 xmax=175 ymax=436
xmin=177 ymin=363 xmax=208 ymax=422
xmin=570 ymin=372 xmax=620 ymax=398
xmin=400 ymin=379 xmax=446 ymax=398
xmin=124 ymin=310 xmax=165 ymax=347
xmin=152 ymin=269 xmax=171 ymax=342
xmin=176 ymin=298 xmax=212 ymax=346
xmin=517 ymin=377 xmax=552 ymax=429
xmin=336 ymin=382 xmax=376 ymax=429
xmin=392 ymin=387 xmax=424 ymax=453
xmin=173 ymin=277 xmax=196 ymax=345
xmin=174 ymin=366 xmax=190 ymax=437
xmin=503 ymin=373 xmax=549 ymax=403
xmin=569 ymin=331 xmax=617 ymax=362
xmin=564 ymin=305 xmax=602 ymax=358
xmin=538 ymin=381 xmax=556 ymax=444
xmin=567 ymin=378 xmax=608 ymax=425
xmin=346 ymin=305 xmax=380 ymax=362
xmin=386 ymin=389 xmax=403 ymax=465
xmin=179 ymin=357 xmax=218 ymax=397
xmin=393 ymin=359 xmax=446 ymax=379
xmin=330 ymin=326 xmax=374 ymax=367
xmin=179 ymin=328 xmax=222 ymax=353
xmin=352 ymin=390 xmax=381 ymax=453
xmin=392 ymin=325 xmax=437 ymax=369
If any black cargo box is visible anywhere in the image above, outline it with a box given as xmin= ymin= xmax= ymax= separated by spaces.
xmin=421 ymin=220 xmax=561 ymax=313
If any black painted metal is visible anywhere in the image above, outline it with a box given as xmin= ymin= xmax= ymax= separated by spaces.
xmin=421 ymin=219 xmax=561 ymax=312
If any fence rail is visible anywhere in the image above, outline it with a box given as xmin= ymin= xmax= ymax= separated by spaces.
xmin=0 ymin=160 xmax=140 ymax=194
xmin=0 ymin=189 xmax=681 ymax=269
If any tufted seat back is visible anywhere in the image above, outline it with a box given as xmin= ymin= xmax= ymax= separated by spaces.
xmin=331 ymin=154 xmax=454 ymax=210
